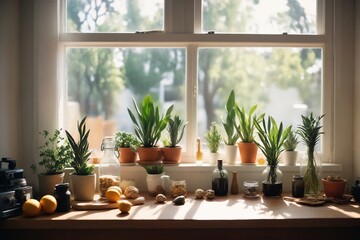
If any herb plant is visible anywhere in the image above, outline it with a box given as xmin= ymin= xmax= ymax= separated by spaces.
xmin=127 ymin=95 xmax=173 ymax=147
xmin=254 ymin=116 xmax=291 ymax=184
xmin=205 ymin=122 xmax=222 ymax=153
xmin=222 ymin=90 xmax=239 ymax=145
xmin=114 ymin=131 xmax=141 ymax=152
xmin=32 ymin=129 xmax=73 ymax=175
xmin=164 ymin=114 xmax=188 ymax=147
xmin=297 ymin=113 xmax=325 ymax=195
xmin=142 ymin=164 xmax=164 ymax=174
xmin=65 ymin=116 xmax=94 ymax=175
xmin=283 ymin=130 xmax=299 ymax=151
xmin=235 ymin=105 xmax=264 ymax=143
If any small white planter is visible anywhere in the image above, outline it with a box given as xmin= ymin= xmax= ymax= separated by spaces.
xmin=283 ymin=151 xmax=298 ymax=166
xmin=38 ymin=173 xmax=65 ymax=196
xmin=224 ymin=145 xmax=238 ymax=165
xmin=146 ymin=173 xmax=170 ymax=196
xmin=208 ymin=152 xmax=220 ymax=165
xmin=70 ymin=173 xmax=96 ymax=201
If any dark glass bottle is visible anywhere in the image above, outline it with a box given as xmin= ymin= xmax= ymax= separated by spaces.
xmin=212 ymin=160 xmax=228 ymax=196
xmin=292 ymin=175 xmax=304 ymax=198
xmin=54 ymin=183 xmax=71 ymax=212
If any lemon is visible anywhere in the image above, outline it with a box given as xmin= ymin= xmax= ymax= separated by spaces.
xmin=105 ymin=188 xmax=121 ymax=203
xmin=118 ymin=200 xmax=132 ymax=214
xmin=22 ymin=199 xmax=42 ymax=217
xmin=107 ymin=186 xmax=122 ymax=196
xmin=40 ymin=195 xmax=57 ymax=214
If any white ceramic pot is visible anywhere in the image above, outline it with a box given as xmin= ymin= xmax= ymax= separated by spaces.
xmin=224 ymin=145 xmax=238 ymax=165
xmin=70 ymin=173 xmax=96 ymax=201
xmin=38 ymin=173 xmax=64 ymax=197
xmin=209 ymin=152 xmax=220 ymax=165
xmin=283 ymin=151 xmax=298 ymax=166
xmin=146 ymin=173 xmax=170 ymax=196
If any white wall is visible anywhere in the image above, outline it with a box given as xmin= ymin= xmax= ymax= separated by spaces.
xmin=0 ymin=0 xmax=20 ymax=160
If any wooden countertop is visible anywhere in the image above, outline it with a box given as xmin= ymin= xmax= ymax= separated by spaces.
xmin=1 ymin=193 xmax=360 ymax=240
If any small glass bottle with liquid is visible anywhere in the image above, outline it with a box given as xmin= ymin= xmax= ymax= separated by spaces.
xmin=212 ymin=160 xmax=228 ymax=196
xmin=99 ymin=136 xmax=121 ymax=197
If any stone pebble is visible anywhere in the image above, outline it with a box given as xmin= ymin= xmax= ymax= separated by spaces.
xmin=173 ymin=195 xmax=185 ymax=205
xmin=194 ymin=189 xmax=205 ymax=199
xmin=124 ymin=186 xmax=140 ymax=199
xmin=130 ymin=196 xmax=145 ymax=205
xmin=205 ymin=189 xmax=215 ymax=200
xmin=156 ymin=194 xmax=166 ymax=203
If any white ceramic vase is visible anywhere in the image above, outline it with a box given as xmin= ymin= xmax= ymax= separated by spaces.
xmin=209 ymin=152 xmax=220 ymax=165
xmin=146 ymin=173 xmax=170 ymax=196
xmin=224 ymin=145 xmax=238 ymax=165
xmin=283 ymin=151 xmax=298 ymax=166
xmin=70 ymin=173 xmax=96 ymax=201
xmin=38 ymin=173 xmax=64 ymax=197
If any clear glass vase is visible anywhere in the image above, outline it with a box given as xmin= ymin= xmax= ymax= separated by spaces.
xmin=300 ymin=151 xmax=322 ymax=196
xmin=261 ymin=165 xmax=283 ymax=197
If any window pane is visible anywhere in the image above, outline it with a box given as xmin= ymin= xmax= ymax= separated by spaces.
xmin=202 ymin=0 xmax=317 ymax=34
xmin=198 ymin=47 xmax=322 ymax=151
xmin=66 ymin=47 xmax=186 ymax=150
xmin=67 ymin=0 xmax=164 ymax=33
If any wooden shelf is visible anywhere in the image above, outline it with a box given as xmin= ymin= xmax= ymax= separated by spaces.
xmin=1 ymin=193 xmax=360 ymax=240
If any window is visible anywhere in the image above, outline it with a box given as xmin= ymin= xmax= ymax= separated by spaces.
xmin=61 ymin=0 xmax=330 ymax=162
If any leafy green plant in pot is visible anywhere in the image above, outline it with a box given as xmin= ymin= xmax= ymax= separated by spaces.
xmin=31 ymin=129 xmax=73 ymax=197
xmin=65 ymin=116 xmax=96 ymax=201
xmin=127 ymin=95 xmax=173 ymax=162
xmin=254 ymin=116 xmax=291 ymax=197
xmin=205 ymin=122 xmax=222 ymax=165
xmin=282 ymin=130 xmax=299 ymax=166
xmin=162 ymin=114 xmax=188 ymax=164
xmin=235 ymin=105 xmax=264 ymax=164
xmin=297 ymin=113 xmax=325 ymax=196
xmin=115 ymin=131 xmax=141 ymax=165
xmin=222 ymin=90 xmax=239 ymax=165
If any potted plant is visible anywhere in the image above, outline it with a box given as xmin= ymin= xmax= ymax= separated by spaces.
xmin=65 ymin=116 xmax=96 ymax=201
xmin=161 ymin=114 xmax=188 ymax=164
xmin=322 ymin=175 xmax=347 ymax=199
xmin=282 ymin=130 xmax=299 ymax=165
xmin=222 ymin=90 xmax=239 ymax=165
xmin=205 ymin=122 xmax=222 ymax=165
xmin=254 ymin=116 xmax=291 ymax=197
xmin=141 ymin=164 xmax=170 ymax=196
xmin=115 ymin=131 xmax=141 ymax=165
xmin=31 ymin=129 xmax=73 ymax=197
xmin=235 ymin=105 xmax=264 ymax=164
xmin=297 ymin=113 xmax=325 ymax=196
xmin=127 ymin=95 xmax=173 ymax=162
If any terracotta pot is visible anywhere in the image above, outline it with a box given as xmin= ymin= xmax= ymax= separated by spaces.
xmin=118 ymin=147 xmax=138 ymax=164
xmin=70 ymin=173 xmax=96 ymax=201
xmin=322 ymin=179 xmax=346 ymax=198
xmin=161 ymin=146 xmax=182 ymax=164
xmin=38 ymin=173 xmax=65 ymax=197
xmin=137 ymin=146 xmax=162 ymax=162
xmin=238 ymin=142 xmax=258 ymax=164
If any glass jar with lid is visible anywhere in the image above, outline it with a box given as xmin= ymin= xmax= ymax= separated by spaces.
xmin=243 ymin=180 xmax=259 ymax=198
xmin=99 ymin=136 xmax=121 ymax=197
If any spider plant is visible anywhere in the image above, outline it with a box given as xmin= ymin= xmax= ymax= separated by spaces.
xmin=235 ymin=105 xmax=264 ymax=143
xmin=297 ymin=113 xmax=325 ymax=195
xmin=254 ymin=116 xmax=291 ymax=184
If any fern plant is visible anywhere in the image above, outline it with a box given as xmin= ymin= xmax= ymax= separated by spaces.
xmin=205 ymin=122 xmax=222 ymax=153
xmin=254 ymin=116 xmax=291 ymax=184
xmin=165 ymin=114 xmax=188 ymax=147
xmin=283 ymin=130 xmax=299 ymax=151
xmin=222 ymin=90 xmax=239 ymax=145
xmin=65 ymin=116 xmax=94 ymax=175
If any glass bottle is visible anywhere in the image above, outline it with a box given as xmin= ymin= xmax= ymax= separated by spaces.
xmin=196 ymin=138 xmax=203 ymax=165
xmin=212 ymin=160 xmax=228 ymax=196
xmin=54 ymin=183 xmax=71 ymax=212
xmin=99 ymin=136 xmax=121 ymax=197
xmin=230 ymin=171 xmax=239 ymax=194
xmin=292 ymin=175 xmax=305 ymax=198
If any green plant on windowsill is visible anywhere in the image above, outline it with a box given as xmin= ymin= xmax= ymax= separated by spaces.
xmin=283 ymin=130 xmax=299 ymax=151
xmin=222 ymin=90 xmax=239 ymax=146
xmin=31 ymin=129 xmax=73 ymax=175
xmin=114 ymin=131 xmax=141 ymax=152
xmin=142 ymin=164 xmax=165 ymax=175
xmin=235 ymin=105 xmax=264 ymax=143
xmin=65 ymin=116 xmax=94 ymax=175
xmin=205 ymin=122 xmax=222 ymax=153
xmin=163 ymin=114 xmax=188 ymax=148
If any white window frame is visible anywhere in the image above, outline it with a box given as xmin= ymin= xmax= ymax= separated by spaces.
xmin=57 ymin=0 xmax=334 ymax=163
